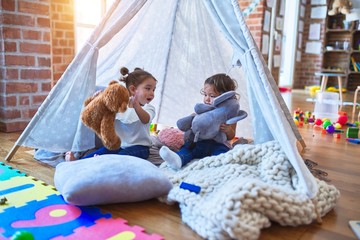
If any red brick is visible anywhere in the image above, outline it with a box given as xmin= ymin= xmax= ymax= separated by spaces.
xmin=41 ymin=82 xmax=52 ymax=92
xmin=4 ymin=42 xmax=17 ymax=52
xmin=20 ymin=96 xmax=30 ymax=106
xmin=54 ymin=22 xmax=73 ymax=30
xmin=0 ymin=121 xmax=29 ymax=132
xmin=43 ymin=32 xmax=51 ymax=41
xmin=20 ymin=42 xmax=51 ymax=54
xmin=6 ymin=82 xmax=38 ymax=93
xmin=2 ymin=13 xmax=36 ymax=27
xmin=6 ymin=96 xmax=17 ymax=107
xmin=21 ymin=108 xmax=38 ymax=118
xmin=32 ymin=94 xmax=47 ymax=105
xmin=3 ymin=68 xmax=19 ymax=80
xmin=5 ymin=55 xmax=35 ymax=66
xmin=20 ymin=69 xmax=51 ymax=80
xmin=38 ymin=57 xmax=51 ymax=67
xmin=1 ymin=108 xmax=21 ymax=119
xmin=3 ymin=27 xmax=21 ymax=39
xmin=37 ymin=17 xmax=50 ymax=28
xmin=1 ymin=0 xmax=15 ymax=11
xmin=22 ymin=30 xmax=42 ymax=40
xmin=19 ymin=2 xmax=50 ymax=16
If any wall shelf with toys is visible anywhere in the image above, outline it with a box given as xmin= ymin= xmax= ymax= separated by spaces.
xmin=323 ymin=13 xmax=360 ymax=91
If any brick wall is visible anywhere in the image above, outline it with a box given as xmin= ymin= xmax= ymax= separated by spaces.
xmin=0 ymin=0 xmax=75 ymax=132
xmin=50 ymin=0 xmax=74 ymax=84
xmin=239 ymin=0 xmax=266 ymax=50
xmin=294 ymin=1 xmax=325 ymax=89
xmin=0 ymin=0 xmax=52 ymax=132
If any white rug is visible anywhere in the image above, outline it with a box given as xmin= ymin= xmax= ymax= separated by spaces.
xmin=159 ymin=141 xmax=340 ymax=240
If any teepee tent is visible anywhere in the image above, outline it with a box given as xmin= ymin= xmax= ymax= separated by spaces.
xmin=6 ymin=0 xmax=318 ymax=198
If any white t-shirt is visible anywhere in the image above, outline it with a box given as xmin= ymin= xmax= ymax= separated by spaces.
xmin=114 ymin=104 xmax=155 ymax=148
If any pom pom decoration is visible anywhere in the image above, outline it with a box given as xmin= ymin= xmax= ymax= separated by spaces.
xmin=157 ymin=128 xmax=185 ymax=152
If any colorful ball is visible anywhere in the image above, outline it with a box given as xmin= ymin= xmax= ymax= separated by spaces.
xmin=337 ymin=115 xmax=348 ymax=125
xmin=11 ymin=231 xmax=34 ymax=240
xmin=326 ymin=124 xmax=335 ymax=133
xmin=334 ymin=123 xmax=342 ymax=129
xmin=294 ymin=119 xmax=299 ymax=126
xmin=322 ymin=120 xmax=332 ymax=129
xmin=315 ymin=118 xmax=323 ymax=126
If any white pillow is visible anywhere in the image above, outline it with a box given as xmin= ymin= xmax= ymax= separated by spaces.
xmin=54 ymin=154 xmax=172 ymax=206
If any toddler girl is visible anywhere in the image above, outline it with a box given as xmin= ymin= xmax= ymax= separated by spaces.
xmin=65 ymin=67 xmax=157 ymax=161
xmin=159 ymin=73 xmax=239 ymax=169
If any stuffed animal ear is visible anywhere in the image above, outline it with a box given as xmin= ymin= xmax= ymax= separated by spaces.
xmin=103 ymin=84 xmax=129 ymax=112
xmin=177 ymin=114 xmax=195 ymax=131
xmin=213 ymin=91 xmax=236 ymax=107
xmin=226 ymin=110 xmax=247 ymax=124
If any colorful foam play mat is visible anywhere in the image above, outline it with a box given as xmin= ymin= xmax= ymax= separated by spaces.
xmin=0 ymin=162 xmax=163 ymax=240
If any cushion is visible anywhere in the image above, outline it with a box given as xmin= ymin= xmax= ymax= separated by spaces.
xmin=54 ymin=154 xmax=173 ymax=206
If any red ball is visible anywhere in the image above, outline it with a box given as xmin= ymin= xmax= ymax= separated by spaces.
xmin=315 ymin=118 xmax=323 ymax=126
xmin=337 ymin=115 xmax=348 ymax=125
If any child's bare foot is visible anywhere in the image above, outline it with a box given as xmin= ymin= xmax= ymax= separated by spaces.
xmin=65 ymin=152 xmax=77 ymax=161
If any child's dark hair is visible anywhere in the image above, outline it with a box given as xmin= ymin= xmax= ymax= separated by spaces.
xmin=203 ymin=73 xmax=238 ymax=95
xmin=119 ymin=67 xmax=157 ymax=89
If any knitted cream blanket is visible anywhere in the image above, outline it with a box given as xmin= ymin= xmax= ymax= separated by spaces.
xmin=159 ymin=141 xmax=340 ymax=240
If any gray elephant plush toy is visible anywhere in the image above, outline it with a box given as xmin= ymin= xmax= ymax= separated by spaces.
xmin=177 ymin=91 xmax=247 ymax=144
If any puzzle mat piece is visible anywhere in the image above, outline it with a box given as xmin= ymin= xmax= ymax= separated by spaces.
xmin=0 ymin=194 xmax=111 ymax=239
xmin=52 ymin=218 xmax=164 ymax=240
xmin=0 ymin=176 xmax=59 ymax=213
xmin=0 ymin=162 xmax=26 ymax=181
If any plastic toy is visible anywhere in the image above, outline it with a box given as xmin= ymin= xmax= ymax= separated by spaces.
xmin=346 ymin=127 xmax=359 ymax=138
xmin=323 ymin=120 xmax=332 ymax=129
xmin=326 ymin=125 xmax=335 ymax=133
xmin=179 ymin=182 xmax=201 ymax=194
xmin=11 ymin=231 xmax=35 ymax=240
xmin=346 ymin=138 xmax=360 ymax=144
xmin=337 ymin=113 xmax=348 ymax=125
xmin=315 ymin=118 xmax=323 ymax=126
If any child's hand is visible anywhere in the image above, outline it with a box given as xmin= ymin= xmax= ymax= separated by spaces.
xmin=130 ymin=91 xmax=141 ymax=109
xmin=220 ymin=123 xmax=232 ymax=134
xmin=220 ymin=123 xmax=236 ymax=140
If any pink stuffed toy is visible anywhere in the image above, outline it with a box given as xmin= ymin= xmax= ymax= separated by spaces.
xmin=157 ymin=128 xmax=184 ymax=152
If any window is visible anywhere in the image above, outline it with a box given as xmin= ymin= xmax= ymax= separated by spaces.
xmin=74 ymin=0 xmax=116 ymax=53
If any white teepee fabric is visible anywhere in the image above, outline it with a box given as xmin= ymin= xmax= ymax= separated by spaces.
xmin=10 ymin=0 xmax=317 ymax=198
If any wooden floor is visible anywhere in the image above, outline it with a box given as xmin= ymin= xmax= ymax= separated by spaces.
xmin=1 ymin=89 xmax=359 ymax=240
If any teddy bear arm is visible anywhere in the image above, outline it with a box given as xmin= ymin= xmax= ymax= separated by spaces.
xmin=99 ymin=114 xmax=120 ymax=150
xmin=84 ymin=95 xmax=96 ymax=106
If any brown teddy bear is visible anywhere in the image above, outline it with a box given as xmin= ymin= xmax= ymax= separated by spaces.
xmin=328 ymin=0 xmax=352 ymax=16
xmin=81 ymin=80 xmax=129 ymax=150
